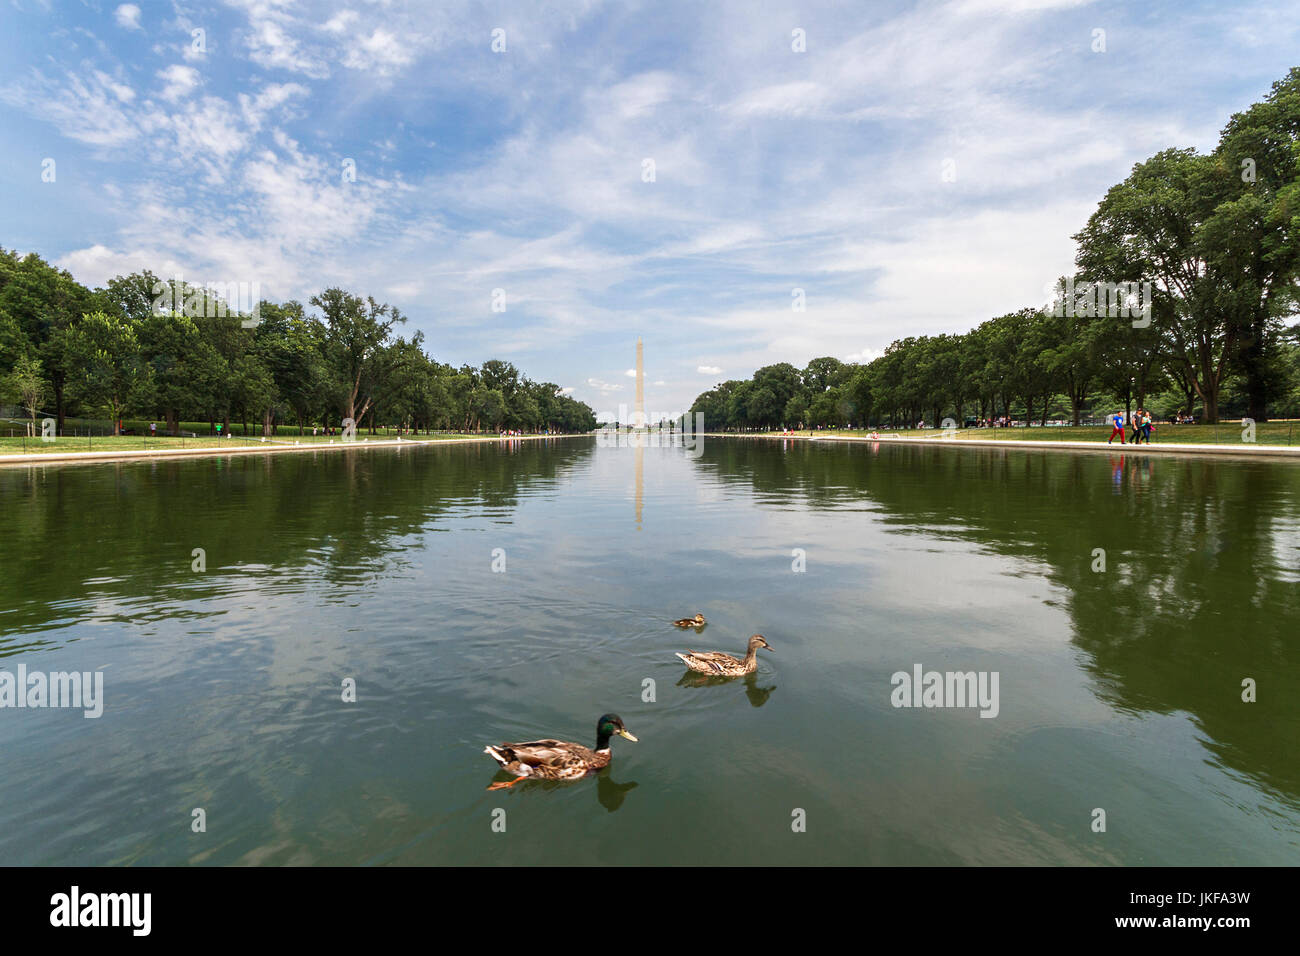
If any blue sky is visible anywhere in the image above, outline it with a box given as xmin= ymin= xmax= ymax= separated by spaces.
xmin=2 ymin=0 xmax=1298 ymax=417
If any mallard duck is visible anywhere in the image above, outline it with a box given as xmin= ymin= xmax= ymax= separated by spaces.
xmin=672 ymin=613 xmax=707 ymax=628
xmin=675 ymin=634 xmax=772 ymax=677
xmin=483 ymin=713 xmax=637 ymax=790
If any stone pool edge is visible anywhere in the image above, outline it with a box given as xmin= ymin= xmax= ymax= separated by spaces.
xmin=702 ymin=433 xmax=1300 ymax=460
xmin=0 ymin=433 xmax=592 ymax=468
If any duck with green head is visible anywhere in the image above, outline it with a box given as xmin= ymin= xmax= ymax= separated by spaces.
xmin=483 ymin=714 xmax=638 ymax=790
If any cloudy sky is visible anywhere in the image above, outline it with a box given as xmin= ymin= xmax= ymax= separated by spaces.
xmin=2 ymin=0 xmax=1297 ymax=416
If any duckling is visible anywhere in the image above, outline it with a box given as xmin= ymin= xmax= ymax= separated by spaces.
xmin=483 ymin=714 xmax=637 ymax=790
xmin=675 ymin=633 xmax=773 ymax=677
xmin=672 ymin=613 xmax=707 ymax=628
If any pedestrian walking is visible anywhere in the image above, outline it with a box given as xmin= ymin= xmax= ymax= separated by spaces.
xmin=1108 ymin=412 xmax=1125 ymax=444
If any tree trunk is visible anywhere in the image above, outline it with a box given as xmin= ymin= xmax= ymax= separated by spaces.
xmin=1242 ymin=317 xmax=1270 ymax=422
xmin=54 ymin=378 xmax=66 ymax=430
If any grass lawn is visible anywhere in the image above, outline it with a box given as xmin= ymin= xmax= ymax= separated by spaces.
xmin=800 ymin=421 xmax=1300 ymax=446
xmin=0 ymin=430 xmax=511 ymax=455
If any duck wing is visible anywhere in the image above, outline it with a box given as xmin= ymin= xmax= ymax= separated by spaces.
xmin=676 ymin=650 xmax=742 ymax=673
xmin=495 ymin=739 xmax=586 ymax=767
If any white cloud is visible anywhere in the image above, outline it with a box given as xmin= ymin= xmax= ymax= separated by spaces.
xmin=157 ymin=65 xmax=200 ymax=103
xmin=950 ymin=0 xmax=1095 ymax=15
xmin=57 ymin=244 xmax=184 ymax=288
xmin=238 ymin=82 xmax=310 ymax=130
xmin=844 ymin=347 xmax=882 ymax=364
xmin=93 ymin=70 xmax=135 ymax=103
xmin=321 ymin=11 xmax=360 ymax=35
xmin=238 ymin=2 xmax=330 ymax=78
xmin=114 ymin=4 xmax=141 ymax=31
xmin=342 ymin=29 xmax=415 ymax=75
xmin=1 ymin=70 xmax=137 ymax=146
xmin=726 ymin=81 xmax=827 ymax=119
xmin=697 ymin=366 xmax=722 ymax=376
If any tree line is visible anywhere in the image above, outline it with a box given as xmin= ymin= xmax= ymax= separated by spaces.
xmin=691 ymin=69 xmax=1300 ymax=429
xmin=0 ymin=259 xmax=596 ymax=436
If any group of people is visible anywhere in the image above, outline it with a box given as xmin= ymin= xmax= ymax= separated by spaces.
xmin=1107 ymin=409 xmax=1155 ymax=445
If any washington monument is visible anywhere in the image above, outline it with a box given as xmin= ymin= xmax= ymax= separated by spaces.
xmin=634 ymin=337 xmax=645 ymax=428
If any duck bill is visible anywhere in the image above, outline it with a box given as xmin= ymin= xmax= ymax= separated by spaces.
xmin=617 ymin=729 xmax=638 ymax=742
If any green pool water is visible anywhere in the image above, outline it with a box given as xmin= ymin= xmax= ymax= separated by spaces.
xmin=1 ymin=437 xmax=1296 ymax=864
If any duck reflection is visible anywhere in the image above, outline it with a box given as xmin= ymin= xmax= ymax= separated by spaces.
xmin=485 ymin=769 xmax=640 ymax=813
xmin=595 ymin=768 xmax=639 ymax=812
xmin=676 ymin=670 xmax=777 ymax=707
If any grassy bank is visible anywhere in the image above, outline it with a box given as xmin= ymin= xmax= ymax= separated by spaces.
xmin=0 ymin=431 xmax=573 ymax=456
xmin=721 ymin=422 xmax=1299 ymax=447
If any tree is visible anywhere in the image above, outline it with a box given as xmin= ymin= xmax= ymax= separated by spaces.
xmin=0 ymin=309 xmax=27 ymax=378
xmin=844 ymin=365 xmax=874 ymax=426
xmin=689 ymin=380 xmax=740 ymax=430
xmin=1039 ymin=294 xmax=1100 ymax=425
xmin=1076 ymin=149 xmax=1234 ymax=422
xmin=783 ymin=392 xmax=808 ymax=426
xmin=474 ymin=387 xmax=507 ymax=431
xmin=255 ymin=303 xmax=326 ymax=432
xmin=103 ymin=270 xmax=165 ymax=323
xmin=802 ymin=356 xmax=846 ymax=393
xmin=137 ymin=312 xmax=224 ymax=434
xmin=1211 ymin=67 xmax=1300 ymax=420
xmin=57 ymin=312 xmax=147 ymax=433
xmin=312 ymin=288 xmax=405 ymax=426
xmin=231 ymin=352 xmax=276 ymax=436
xmin=746 ymin=385 xmax=781 ymax=426
xmin=0 ymin=248 xmax=104 ymax=427
xmin=3 ymin=354 xmax=47 ymax=429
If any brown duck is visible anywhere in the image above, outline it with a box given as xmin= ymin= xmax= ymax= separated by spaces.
xmin=675 ymin=634 xmax=773 ymax=677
